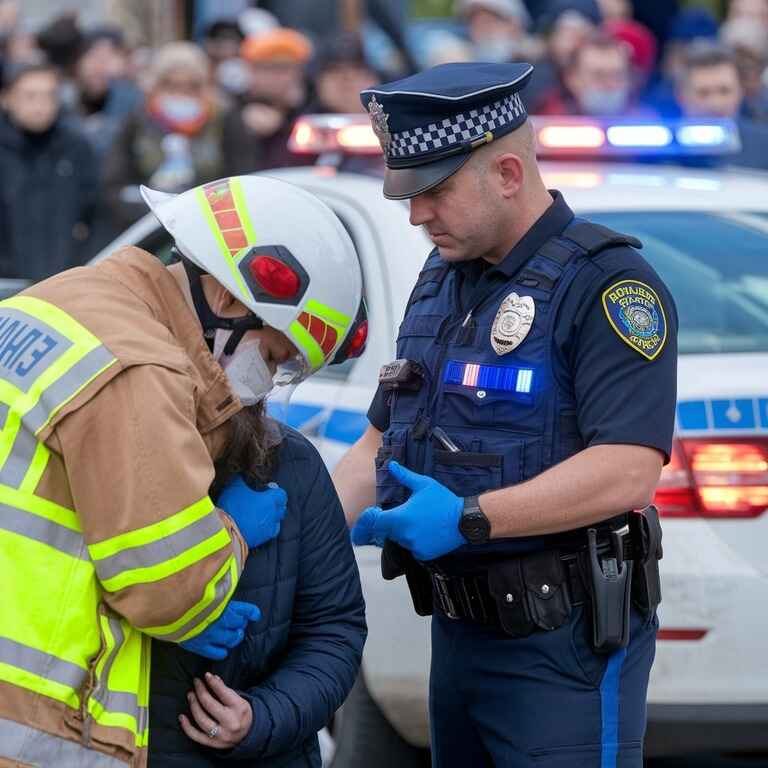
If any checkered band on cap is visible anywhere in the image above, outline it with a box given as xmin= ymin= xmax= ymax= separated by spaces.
xmin=388 ymin=91 xmax=525 ymax=159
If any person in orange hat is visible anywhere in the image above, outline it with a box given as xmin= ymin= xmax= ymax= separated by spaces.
xmin=227 ymin=27 xmax=312 ymax=171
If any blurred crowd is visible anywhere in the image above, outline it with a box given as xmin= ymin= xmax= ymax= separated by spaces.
xmin=0 ymin=0 xmax=767 ymax=282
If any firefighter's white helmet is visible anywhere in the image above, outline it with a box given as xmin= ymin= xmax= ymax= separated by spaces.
xmin=140 ymin=175 xmax=367 ymax=376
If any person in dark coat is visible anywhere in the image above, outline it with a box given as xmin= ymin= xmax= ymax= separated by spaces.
xmin=0 ymin=58 xmax=99 ymax=281
xmin=149 ymin=404 xmax=367 ymax=767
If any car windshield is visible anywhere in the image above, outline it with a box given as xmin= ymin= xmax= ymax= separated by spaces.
xmin=584 ymin=211 xmax=768 ymax=355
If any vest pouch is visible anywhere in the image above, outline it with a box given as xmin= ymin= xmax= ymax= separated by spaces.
xmin=431 ymin=449 xmax=503 ymax=498
xmin=442 ymin=383 xmax=535 ymax=430
xmin=376 ymin=430 xmax=410 ymax=509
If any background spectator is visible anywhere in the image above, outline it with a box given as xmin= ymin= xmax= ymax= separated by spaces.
xmin=456 ymin=0 xmax=539 ymax=63
xmin=677 ymin=44 xmax=746 ymax=120
xmin=643 ymin=7 xmax=720 ymax=117
xmin=201 ymin=17 xmax=250 ymax=98
xmin=66 ymin=27 xmax=142 ymax=158
xmin=231 ymin=27 xmax=312 ymax=170
xmin=675 ymin=44 xmax=768 ymax=170
xmin=725 ymin=0 xmax=768 ymax=30
xmin=307 ymin=32 xmax=380 ymax=114
xmin=103 ymin=41 xmax=244 ymax=229
xmin=604 ymin=18 xmax=657 ymax=94
xmin=0 ymin=59 xmax=99 ymax=280
xmin=537 ymin=32 xmax=637 ymax=116
xmin=525 ymin=1 xmax=600 ymax=110
xmin=596 ymin=0 xmax=631 ymax=22
xmin=720 ymin=17 xmax=768 ymax=122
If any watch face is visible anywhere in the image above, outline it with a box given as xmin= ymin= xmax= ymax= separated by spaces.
xmin=460 ymin=510 xmax=491 ymax=544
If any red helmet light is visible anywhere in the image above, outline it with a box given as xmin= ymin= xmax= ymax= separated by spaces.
xmin=348 ymin=320 xmax=368 ymax=358
xmin=250 ymin=255 xmax=300 ymax=299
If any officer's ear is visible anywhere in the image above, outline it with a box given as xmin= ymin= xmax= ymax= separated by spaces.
xmin=494 ymin=152 xmax=524 ymax=199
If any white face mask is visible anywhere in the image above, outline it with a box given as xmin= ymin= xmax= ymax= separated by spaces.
xmin=212 ymin=330 xmax=273 ymax=406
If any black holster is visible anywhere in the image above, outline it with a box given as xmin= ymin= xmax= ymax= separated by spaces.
xmin=584 ymin=527 xmax=633 ymax=654
xmin=629 ymin=504 xmax=663 ymax=619
xmin=381 ymin=541 xmax=434 ymax=616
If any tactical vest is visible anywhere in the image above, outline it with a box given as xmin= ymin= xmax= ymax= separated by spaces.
xmin=376 ymin=220 xmax=641 ymax=564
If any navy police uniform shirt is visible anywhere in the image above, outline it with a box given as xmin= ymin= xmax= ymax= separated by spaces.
xmin=368 ymin=191 xmax=678 ymax=463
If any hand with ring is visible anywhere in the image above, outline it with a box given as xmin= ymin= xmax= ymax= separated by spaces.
xmin=179 ymin=672 xmax=253 ymax=749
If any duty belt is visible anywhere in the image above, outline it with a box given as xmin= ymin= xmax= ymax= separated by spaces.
xmin=429 ymin=533 xmax=633 ymax=626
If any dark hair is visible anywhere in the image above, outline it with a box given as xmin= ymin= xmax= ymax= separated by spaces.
xmin=1 ymin=58 xmax=58 ymax=91
xmin=682 ymin=43 xmax=739 ymax=76
xmin=210 ymin=401 xmax=280 ymax=499
xmin=569 ymin=31 xmax=627 ymax=70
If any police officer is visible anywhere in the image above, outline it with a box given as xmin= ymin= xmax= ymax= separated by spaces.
xmin=333 ymin=62 xmax=676 ymax=767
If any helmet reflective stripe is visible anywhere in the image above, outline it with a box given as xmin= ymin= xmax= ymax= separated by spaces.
xmin=195 ymin=178 xmax=254 ymax=304
xmin=291 ymin=299 xmax=351 ymax=371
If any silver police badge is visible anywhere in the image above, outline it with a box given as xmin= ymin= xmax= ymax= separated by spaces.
xmin=490 ymin=292 xmax=535 ymax=355
xmin=367 ymin=96 xmax=391 ymax=155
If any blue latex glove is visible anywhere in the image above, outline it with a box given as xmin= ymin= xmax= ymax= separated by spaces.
xmin=217 ymin=475 xmax=287 ymax=549
xmin=351 ymin=461 xmax=466 ymax=561
xmin=180 ymin=600 xmax=261 ymax=660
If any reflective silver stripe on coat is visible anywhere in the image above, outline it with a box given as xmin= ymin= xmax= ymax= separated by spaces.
xmin=0 ymin=426 xmax=38 ymax=488
xmin=89 ymin=617 xmax=148 ymax=733
xmin=24 ymin=345 xmax=116 ymax=435
xmin=91 ymin=510 xmax=224 ymax=583
xmin=0 ymin=402 xmax=8 ymax=431
xmin=149 ymin=564 xmax=234 ymax=642
xmin=0 ymin=636 xmax=87 ymax=689
xmin=0 ymin=717 xmax=129 ymax=767
xmin=0 ymin=344 xmax=116 ymax=488
xmin=0 ymin=501 xmax=86 ymax=559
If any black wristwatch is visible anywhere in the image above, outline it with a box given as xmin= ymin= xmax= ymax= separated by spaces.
xmin=459 ymin=495 xmax=491 ymax=545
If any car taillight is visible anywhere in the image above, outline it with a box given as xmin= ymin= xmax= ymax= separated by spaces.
xmin=654 ymin=437 xmax=768 ymax=518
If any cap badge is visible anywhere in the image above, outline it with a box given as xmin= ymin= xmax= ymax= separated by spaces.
xmin=491 ymin=292 xmax=535 ymax=355
xmin=367 ymin=96 xmax=391 ymax=155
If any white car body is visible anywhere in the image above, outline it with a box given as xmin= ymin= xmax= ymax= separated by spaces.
xmin=97 ymin=161 xmax=768 ymax=756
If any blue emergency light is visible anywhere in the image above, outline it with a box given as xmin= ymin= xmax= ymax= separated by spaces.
xmin=533 ymin=117 xmax=740 ymax=158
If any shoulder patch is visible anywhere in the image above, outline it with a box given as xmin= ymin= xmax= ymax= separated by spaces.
xmin=601 ymin=279 xmax=667 ymax=360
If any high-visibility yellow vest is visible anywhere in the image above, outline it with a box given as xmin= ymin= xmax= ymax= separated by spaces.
xmin=0 ymin=295 xmax=240 ymax=764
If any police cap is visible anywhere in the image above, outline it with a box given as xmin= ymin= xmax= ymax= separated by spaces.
xmin=360 ymin=62 xmax=533 ymax=200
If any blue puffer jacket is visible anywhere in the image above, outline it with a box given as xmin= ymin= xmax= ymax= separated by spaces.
xmin=148 ymin=427 xmax=367 ymax=766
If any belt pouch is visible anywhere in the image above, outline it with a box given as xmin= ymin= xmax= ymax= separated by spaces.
xmin=629 ymin=505 xmax=663 ymax=618
xmin=586 ymin=529 xmax=633 ymax=653
xmin=521 ymin=549 xmax=572 ymax=631
xmin=487 ymin=558 xmax=535 ymax=637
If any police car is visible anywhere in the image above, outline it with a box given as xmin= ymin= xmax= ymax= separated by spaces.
xmin=91 ymin=115 xmax=768 ymax=762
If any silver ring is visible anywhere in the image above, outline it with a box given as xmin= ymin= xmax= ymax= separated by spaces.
xmin=207 ymin=724 xmax=220 ymax=739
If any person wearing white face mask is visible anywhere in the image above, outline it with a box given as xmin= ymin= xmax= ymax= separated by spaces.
xmin=0 ymin=173 xmax=367 ymax=768
xmin=457 ymin=0 xmax=540 ymax=64
xmin=103 ymin=42 xmax=255 ymax=230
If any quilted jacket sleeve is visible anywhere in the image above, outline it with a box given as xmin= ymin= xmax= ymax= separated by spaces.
xmin=225 ymin=439 xmax=367 ymax=759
